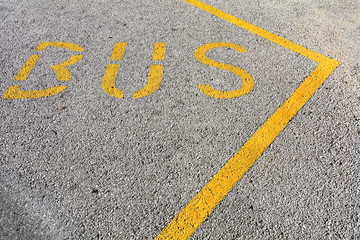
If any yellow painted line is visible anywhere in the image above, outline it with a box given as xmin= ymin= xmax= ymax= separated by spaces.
xmin=103 ymin=43 xmax=128 ymax=98
xmin=102 ymin=64 xmax=124 ymax=98
xmin=133 ymin=64 xmax=164 ymax=99
xmin=51 ymin=55 xmax=84 ymax=81
xmin=155 ymin=0 xmax=341 ymax=239
xmin=14 ymin=55 xmax=41 ymax=80
xmin=36 ymin=42 xmax=84 ymax=52
xmin=153 ymin=43 xmax=167 ymax=61
xmin=133 ymin=43 xmax=167 ymax=98
xmin=6 ymin=42 xmax=84 ymax=99
xmin=2 ymin=85 xmax=67 ymax=99
xmin=104 ymin=42 xmax=166 ymax=99
xmin=195 ymin=42 xmax=255 ymax=99
xmin=110 ymin=42 xmax=127 ymax=61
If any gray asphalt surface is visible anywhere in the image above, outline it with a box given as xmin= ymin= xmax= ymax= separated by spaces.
xmin=1 ymin=0 xmax=359 ymax=239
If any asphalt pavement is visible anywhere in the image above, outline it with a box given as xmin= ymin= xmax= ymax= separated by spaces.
xmin=0 ymin=0 xmax=359 ymax=239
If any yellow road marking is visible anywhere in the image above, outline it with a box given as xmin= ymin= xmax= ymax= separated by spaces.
xmin=102 ymin=64 xmax=125 ymax=98
xmin=36 ymin=42 xmax=84 ymax=52
xmin=195 ymin=42 xmax=255 ymax=99
xmin=2 ymin=85 xmax=67 ymax=99
xmin=133 ymin=64 xmax=165 ymax=99
xmin=103 ymin=42 xmax=166 ymax=99
xmin=155 ymin=0 xmax=340 ymax=239
xmin=103 ymin=43 xmax=127 ymax=98
xmin=14 ymin=55 xmax=41 ymax=80
xmin=4 ymin=41 xmax=84 ymax=99
xmin=153 ymin=43 xmax=167 ymax=61
xmin=51 ymin=55 xmax=84 ymax=81
xmin=133 ymin=43 xmax=167 ymax=98
xmin=110 ymin=42 xmax=127 ymax=60
xmin=15 ymin=42 xmax=84 ymax=82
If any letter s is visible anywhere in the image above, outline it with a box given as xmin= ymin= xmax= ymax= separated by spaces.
xmin=195 ymin=42 xmax=255 ymax=99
